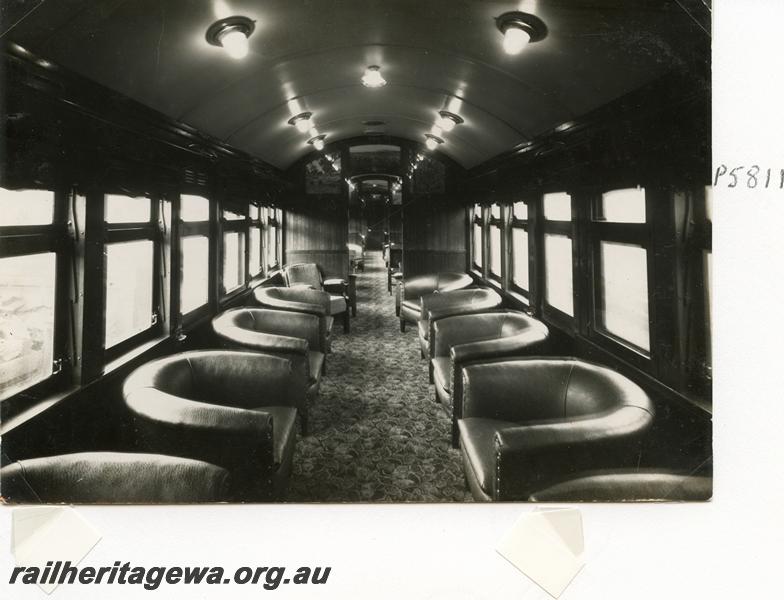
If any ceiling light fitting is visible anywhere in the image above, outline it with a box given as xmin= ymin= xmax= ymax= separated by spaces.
xmin=206 ymin=16 xmax=256 ymax=60
xmin=424 ymin=134 xmax=444 ymax=151
xmin=308 ymin=134 xmax=327 ymax=151
xmin=361 ymin=65 xmax=387 ymax=88
xmin=287 ymin=112 xmax=313 ymax=133
xmin=495 ymin=11 xmax=547 ymax=55
xmin=436 ymin=110 xmax=464 ymax=132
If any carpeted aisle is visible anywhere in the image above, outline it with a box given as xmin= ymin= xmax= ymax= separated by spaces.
xmin=287 ymin=251 xmax=473 ymax=502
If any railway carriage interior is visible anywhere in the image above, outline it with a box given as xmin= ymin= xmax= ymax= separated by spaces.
xmin=0 ymin=1 xmax=711 ymax=503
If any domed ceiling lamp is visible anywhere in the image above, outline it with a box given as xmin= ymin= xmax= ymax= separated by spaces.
xmin=361 ymin=65 xmax=387 ymax=88
xmin=308 ymin=134 xmax=327 ymax=151
xmin=436 ymin=110 xmax=464 ymax=132
xmin=288 ymin=112 xmax=314 ymax=133
xmin=495 ymin=11 xmax=547 ymax=55
xmin=424 ymin=133 xmax=444 ymax=151
xmin=206 ymin=16 xmax=256 ymax=60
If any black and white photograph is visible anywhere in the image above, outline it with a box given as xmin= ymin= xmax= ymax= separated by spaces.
xmin=1 ymin=0 xmax=713 ymax=506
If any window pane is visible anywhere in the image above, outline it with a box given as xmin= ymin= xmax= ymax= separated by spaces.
xmin=181 ymin=236 xmax=209 ymax=314
xmin=512 ymin=228 xmax=529 ymax=291
xmin=473 ymin=204 xmax=482 ymax=220
xmin=250 ymin=227 xmax=262 ymax=275
xmin=545 ymin=234 xmax=573 ymax=315
xmin=105 ymin=195 xmax=151 ymax=223
xmin=105 ymin=241 xmax=154 ymax=348
xmin=599 ymin=241 xmax=650 ymax=351
xmin=223 ymin=209 xmax=244 ymax=221
xmin=181 ymin=195 xmax=209 ymax=222
xmin=513 ymin=201 xmax=528 ymax=220
xmin=599 ymin=188 xmax=646 ymax=223
xmin=544 ymin=192 xmax=572 ymax=221
xmin=223 ymin=231 xmax=246 ymax=292
xmin=249 ymin=205 xmax=260 ymax=220
xmin=491 ymin=204 xmax=501 ymax=220
xmin=489 ymin=226 xmax=501 ymax=276
xmin=0 ymin=188 xmax=54 ymax=226
xmin=473 ymin=223 xmax=483 ymax=267
xmin=0 ymin=253 xmax=56 ymax=400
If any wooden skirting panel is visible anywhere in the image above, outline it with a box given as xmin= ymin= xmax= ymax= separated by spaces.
xmin=403 ymin=250 xmax=467 ymax=278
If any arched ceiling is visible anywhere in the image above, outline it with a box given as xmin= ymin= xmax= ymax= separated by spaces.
xmin=3 ymin=0 xmax=708 ymax=169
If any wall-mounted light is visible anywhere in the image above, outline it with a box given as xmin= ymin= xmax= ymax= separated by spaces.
xmin=495 ymin=11 xmax=547 ymax=55
xmin=206 ymin=16 xmax=256 ymax=60
xmin=424 ymin=133 xmax=444 ymax=151
xmin=436 ymin=110 xmax=464 ymax=132
xmin=361 ymin=65 xmax=387 ymax=88
xmin=308 ymin=134 xmax=327 ymax=151
xmin=287 ymin=111 xmax=313 ymax=133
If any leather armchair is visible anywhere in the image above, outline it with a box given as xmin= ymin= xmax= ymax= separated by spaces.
xmin=283 ymin=262 xmax=354 ymax=327
xmin=212 ymin=307 xmax=325 ymax=435
xmin=528 ymin=470 xmax=712 ymax=502
xmin=430 ymin=311 xmax=549 ymax=447
xmin=122 ymin=350 xmax=303 ymax=502
xmin=457 ymin=358 xmax=654 ymax=501
xmin=0 ymin=452 xmax=230 ymax=503
xmin=397 ymin=272 xmax=473 ymax=330
xmin=253 ymin=286 xmax=335 ymax=351
xmin=417 ymin=288 xmax=503 ymax=359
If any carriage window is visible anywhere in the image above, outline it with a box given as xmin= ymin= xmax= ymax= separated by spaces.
xmin=105 ymin=195 xmax=151 ymax=223
xmin=180 ymin=195 xmax=210 ymax=222
xmin=0 ymin=252 xmax=57 ymax=401
xmin=181 ymin=236 xmax=210 ymax=314
xmin=104 ymin=241 xmax=155 ymax=348
xmin=222 ymin=231 xmax=246 ymax=293
xmin=543 ymin=192 xmax=572 ymax=221
xmin=598 ymin=242 xmax=650 ymax=351
xmin=223 ymin=209 xmax=244 ymax=221
xmin=596 ymin=188 xmax=646 ymax=223
xmin=544 ymin=234 xmax=574 ymax=316
xmin=513 ymin=201 xmax=528 ymax=220
xmin=265 ymin=208 xmax=281 ymax=270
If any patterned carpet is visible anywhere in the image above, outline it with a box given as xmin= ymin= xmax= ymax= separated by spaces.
xmin=287 ymin=251 xmax=473 ymax=502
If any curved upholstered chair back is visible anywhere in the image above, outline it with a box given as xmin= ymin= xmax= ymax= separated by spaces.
xmin=457 ymin=357 xmax=655 ymax=501
xmin=213 ymin=307 xmax=321 ymax=353
xmin=432 ymin=311 xmax=548 ymax=360
xmin=122 ymin=350 xmax=301 ymax=501
xmin=0 ymin=452 xmax=230 ymax=504
xmin=283 ymin=263 xmax=323 ymax=289
xmin=461 ymin=357 xmax=652 ymax=422
xmin=253 ymin=286 xmax=330 ymax=315
xmin=420 ymin=288 xmax=503 ymax=321
xmin=123 ymin=350 xmax=300 ymax=411
xmin=403 ymin=271 xmax=473 ymax=301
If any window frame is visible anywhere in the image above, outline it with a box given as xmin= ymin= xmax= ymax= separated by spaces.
xmin=102 ymin=194 xmax=163 ymax=363
xmin=249 ymin=204 xmax=264 ymax=277
xmin=264 ymin=207 xmax=282 ymax=272
xmin=509 ymin=200 xmax=532 ymax=301
xmin=587 ymin=187 xmax=655 ymax=369
xmin=0 ymin=188 xmax=72 ymax=402
xmin=219 ymin=204 xmax=249 ymax=301
xmin=178 ymin=193 xmax=213 ymax=327
xmin=488 ymin=203 xmax=503 ymax=282
xmin=471 ymin=204 xmax=484 ymax=274
xmin=539 ymin=192 xmax=577 ymax=329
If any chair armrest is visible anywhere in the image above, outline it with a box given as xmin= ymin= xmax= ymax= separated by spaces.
xmin=218 ymin=329 xmax=309 ymax=355
xmin=125 ymin=389 xmax=276 ymax=478
xmin=492 ymin=406 xmax=654 ymax=500
xmin=289 ymin=282 xmax=316 ymax=289
xmin=450 ymin=328 xmax=549 ymax=364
